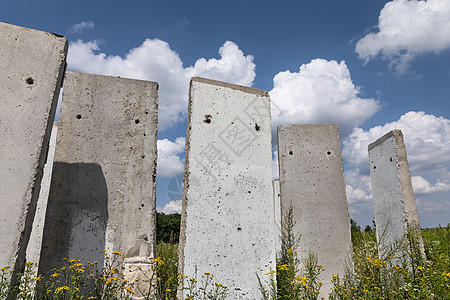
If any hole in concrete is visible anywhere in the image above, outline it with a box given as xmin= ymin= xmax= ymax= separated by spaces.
xmin=135 ymin=119 xmax=140 ymax=124
xmin=289 ymin=151 xmax=293 ymax=155
xmin=248 ymin=191 xmax=251 ymax=193
xmin=141 ymin=203 xmax=144 ymax=207
xmin=145 ymin=111 xmax=148 ymax=114
xmin=390 ymin=157 xmax=393 ymax=162
xmin=26 ymin=77 xmax=34 ymax=85
xmin=76 ymin=114 xmax=82 ymax=119
xmin=203 ymin=114 xmax=212 ymax=123
xmin=373 ymin=166 xmax=376 ymax=170
xmin=255 ymin=123 xmax=260 ymax=131
xmin=237 ymin=227 xmax=242 ymax=231
xmin=327 ymin=151 xmax=331 ymax=155
xmin=141 ymin=155 xmax=145 ymax=158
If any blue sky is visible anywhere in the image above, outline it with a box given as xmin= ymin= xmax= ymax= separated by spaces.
xmin=2 ymin=0 xmax=449 ymax=227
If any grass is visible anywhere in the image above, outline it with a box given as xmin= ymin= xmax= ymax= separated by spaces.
xmin=1 ymin=224 xmax=449 ymax=299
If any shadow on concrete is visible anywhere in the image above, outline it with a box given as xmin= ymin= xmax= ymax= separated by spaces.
xmin=38 ymin=162 xmax=108 ymax=276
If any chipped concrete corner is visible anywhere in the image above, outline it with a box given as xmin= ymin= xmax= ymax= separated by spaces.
xmin=368 ymin=129 xmax=425 ymax=259
xmin=0 ymin=22 xmax=67 ymax=272
xmin=38 ymin=72 xmax=159 ymax=282
xmin=277 ymin=124 xmax=353 ymax=298
xmin=178 ymin=77 xmax=276 ymax=299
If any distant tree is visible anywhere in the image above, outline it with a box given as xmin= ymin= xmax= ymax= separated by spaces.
xmin=364 ymin=225 xmax=373 ymax=233
xmin=156 ymin=212 xmax=181 ymax=244
xmin=350 ymin=219 xmax=361 ymax=233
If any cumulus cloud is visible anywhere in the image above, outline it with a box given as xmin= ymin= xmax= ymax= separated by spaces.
xmin=269 ymin=59 xmax=381 ymax=136
xmin=157 ymin=137 xmax=185 ymax=177
xmin=342 ymin=111 xmax=450 ymax=173
xmin=412 ymin=175 xmax=450 ymax=195
xmin=69 ymin=21 xmax=95 ymax=33
xmin=67 ymin=39 xmax=255 ymax=131
xmin=157 ymin=200 xmax=182 ymax=214
xmin=272 ymin=150 xmax=279 ymax=179
xmin=355 ymin=0 xmax=450 ymax=74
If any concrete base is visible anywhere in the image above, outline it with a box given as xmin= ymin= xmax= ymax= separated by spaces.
xmin=38 ymin=72 xmax=158 ymax=276
xmin=0 ymin=22 xmax=67 ymax=271
xmin=178 ymin=77 xmax=276 ymax=300
xmin=277 ymin=124 xmax=352 ymax=297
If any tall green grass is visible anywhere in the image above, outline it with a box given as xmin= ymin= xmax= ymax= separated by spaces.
xmin=1 ymin=224 xmax=449 ymax=299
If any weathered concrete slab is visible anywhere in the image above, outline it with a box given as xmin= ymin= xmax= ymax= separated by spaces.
xmin=178 ymin=77 xmax=275 ymax=299
xmin=368 ymin=130 xmax=424 ymax=258
xmin=26 ymin=123 xmax=58 ymax=264
xmin=273 ymin=179 xmax=281 ymax=254
xmin=38 ymin=72 xmax=158 ymax=277
xmin=0 ymin=22 xmax=67 ymax=270
xmin=277 ymin=124 xmax=352 ymax=297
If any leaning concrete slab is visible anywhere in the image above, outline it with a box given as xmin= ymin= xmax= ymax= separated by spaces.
xmin=38 ymin=72 xmax=158 ymax=279
xmin=178 ymin=77 xmax=275 ymax=299
xmin=0 ymin=22 xmax=67 ymax=271
xmin=368 ymin=130 xmax=424 ymax=259
xmin=277 ymin=124 xmax=352 ymax=297
xmin=26 ymin=123 xmax=58 ymax=265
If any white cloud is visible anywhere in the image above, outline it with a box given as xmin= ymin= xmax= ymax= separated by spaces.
xmin=269 ymin=59 xmax=381 ymax=136
xmin=345 ymin=169 xmax=372 ymax=204
xmin=67 ymin=39 xmax=255 ymax=131
xmin=157 ymin=200 xmax=182 ymax=214
xmin=355 ymin=0 xmax=450 ymax=74
xmin=69 ymin=21 xmax=95 ymax=33
xmin=157 ymin=137 xmax=185 ymax=177
xmin=342 ymin=111 xmax=450 ymax=173
xmin=412 ymin=175 xmax=450 ymax=195
xmin=272 ymin=150 xmax=279 ymax=179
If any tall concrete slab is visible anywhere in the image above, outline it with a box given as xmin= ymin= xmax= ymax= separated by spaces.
xmin=38 ymin=72 xmax=158 ymax=277
xmin=368 ymin=130 xmax=424 ymax=259
xmin=179 ymin=77 xmax=275 ymax=299
xmin=0 ymin=22 xmax=67 ymax=271
xmin=277 ymin=124 xmax=352 ymax=297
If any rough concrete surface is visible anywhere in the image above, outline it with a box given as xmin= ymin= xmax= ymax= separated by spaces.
xmin=273 ymin=179 xmax=281 ymax=254
xmin=277 ymin=124 xmax=352 ymax=297
xmin=178 ymin=77 xmax=276 ymax=299
xmin=38 ymin=72 xmax=158 ymax=279
xmin=0 ymin=22 xmax=67 ymax=270
xmin=368 ymin=130 xmax=424 ymax=258
xmin=26 ymin=123 xmax=58 ymax=264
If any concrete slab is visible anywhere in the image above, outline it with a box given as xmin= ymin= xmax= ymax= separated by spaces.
xmin=38 ymin=72 xmax=158 ymax=277
xmin=26 ymin=123 xmax=58 ymax=264
xmin=273 ymin=179 xmax=281 ymax=254
xmin=0 ymin=22 xmax=67 ymax=271
xmin=178 ymin=77 xmax=275 ymax=300
xmin=277 ymin=124 xmax=352 ymax=297
xmin=368 ymin=130 xmax=424 ymax=259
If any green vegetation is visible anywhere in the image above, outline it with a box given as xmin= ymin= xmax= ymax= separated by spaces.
xmin=156 ymin=213 xmax=181 ymax=244
xmin=1 ymin=218 xmax=449 ymax=299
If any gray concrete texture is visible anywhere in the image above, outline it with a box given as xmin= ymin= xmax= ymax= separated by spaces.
xmin=368 ymin=130 xmax=424 ymax=258
xmin=26 ymin=123 xmax=58 ymax=265
xmin=0 ymin=22 xmax=67 ymax=270
xmin=277 ymin=124 xmax=352 ymax=297
xmin=178 ymin=77 xmax=276 ymax=299
xmin=273 ymin=179 xmax=281 ymax=254
xmin=38 ymin=72 xmax=158 ymax=277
